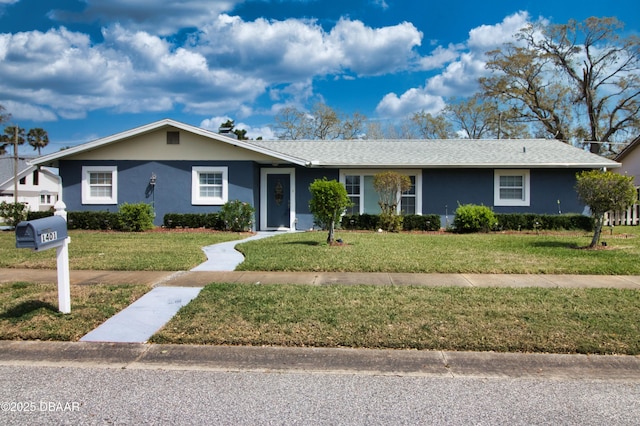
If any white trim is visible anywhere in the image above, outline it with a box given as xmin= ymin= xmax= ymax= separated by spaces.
xmin=81 ymin=166 xmax=118 ymax=205
xmin=192 ymin=166 xmax=228 ymax=205
xmin=494 ymin=169 xmax=530 ymax=206
xmin=260 ymin=168 xmax=296 ymax=230
xmin=339 ymin=169 xmax=422 ymax=215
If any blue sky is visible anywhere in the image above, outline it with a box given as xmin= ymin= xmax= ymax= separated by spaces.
xmin=1 ymin=0 xmax=638 ymax=154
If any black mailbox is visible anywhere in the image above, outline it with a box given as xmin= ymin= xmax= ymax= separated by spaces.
xmin=15 ymin=216 xmax=68 ymax=251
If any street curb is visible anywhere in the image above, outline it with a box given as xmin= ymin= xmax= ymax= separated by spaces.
xmin=1 ymin=341 xmax=638 ymax=380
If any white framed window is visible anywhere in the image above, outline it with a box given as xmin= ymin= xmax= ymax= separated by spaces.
xmin=340 ymin=170 xmax=422 ymax=215
xmin=82 ymin=166 xmax=118 ymax=205
xmin=192 ymin=166 xmax=228 ymax=205
xmin=494 ymin=169 xmax=530 ymax=206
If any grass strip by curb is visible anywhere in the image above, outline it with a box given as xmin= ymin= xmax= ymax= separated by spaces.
xmin=151 ymin=283 xmax=640 ymax=355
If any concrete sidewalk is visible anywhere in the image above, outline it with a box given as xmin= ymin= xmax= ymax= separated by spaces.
xmin=3 ymin=268 xmax=640 ymax=289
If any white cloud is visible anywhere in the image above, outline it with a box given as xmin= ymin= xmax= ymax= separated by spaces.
xmin=467 ymin=11 xmax=532 ymax=51
xmin=50 ymin=0 xmax=241 ymax=36
xmin=375 ymin=12 xmax=533 ymax=119
xmin=328 ymin=19 xmax=422 ymax=75
xmin=375 ymin=88 xmax=445 ymax=117
xmin=196 ymin=15 xmax=422 ymax=79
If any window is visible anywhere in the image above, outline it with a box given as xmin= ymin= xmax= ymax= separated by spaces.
xmin=19 ymin=176 xmax=26 ymax=185
xmin=494 ymin=169 xmax=530 ymax=206
xmin=400 ymin=176 xmax=416 ymax=215
xmin=344 ymin=175 xmax=361 ymax=215
xmin=341 ymin=170 xmax=421 ymax=215
xmin=33 ymin=170 xmax=39 ymax=185
xmin=192 ymin=166 xmax=228 ymax=205
xmin=40 ymin=194 xmax=52 ymax=204
xmin=82 ymin=166 xmax=118 ymax=204
xmin=167 ymin=131 xmax=180 ymax=144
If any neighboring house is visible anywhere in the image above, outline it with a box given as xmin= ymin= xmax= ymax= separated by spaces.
xmin=614 ymin=135 xmax=640 ymax=185
xmin=0 ymin=156 xmax=60 ymax=211
xmin=31 ymin=119 xmax=619 ymax=230
xmin=609 ymin=135 xmax=640 ymax=225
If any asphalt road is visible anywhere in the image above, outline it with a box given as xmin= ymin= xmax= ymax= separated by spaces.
xmin=1 ymin=365 xmax=639 ymax=425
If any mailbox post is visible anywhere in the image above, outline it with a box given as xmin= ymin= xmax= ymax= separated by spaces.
xmin=15 ymin=201 xmax=71 ymax=313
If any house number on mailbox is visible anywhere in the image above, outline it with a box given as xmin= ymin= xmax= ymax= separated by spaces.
xmin=41 ymin=231 xmax=58 ymax=244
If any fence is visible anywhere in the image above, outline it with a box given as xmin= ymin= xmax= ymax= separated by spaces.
xmin=604 ymin=188 xmax=640 ymax=226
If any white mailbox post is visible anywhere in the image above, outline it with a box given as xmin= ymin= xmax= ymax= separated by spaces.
xmin=15 ymin=201 xmax=71 ymax=313
xmin=53 ymin=201 xmax=71 ymax=313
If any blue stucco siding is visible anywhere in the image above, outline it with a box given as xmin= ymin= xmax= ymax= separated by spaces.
xmin=423 ymin=169 xmax=494 ymax=216
xmin=422 ymin=168 xmax=586 ymax=216
xmin=59 ymin=160 xmax=259 ymax=226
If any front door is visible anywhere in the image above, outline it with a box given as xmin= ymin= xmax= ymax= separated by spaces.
xmin=261 ymin=169 xmax=295 ymax=230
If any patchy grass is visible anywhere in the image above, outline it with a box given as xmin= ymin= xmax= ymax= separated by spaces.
xmin=0 ymin=281 xmax=151 ymax=341
xmin=151 ymin=283 xmax=640 ymax=355
xmin=0 ymin=230 xmax=245 ymax=271
xmin=236 ymin=227 xmax=640 ymax=274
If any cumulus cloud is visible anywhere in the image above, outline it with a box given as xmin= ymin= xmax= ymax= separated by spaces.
xmin=2 ymin=5 xmax=426 ymax=122
xmin=375 ymin=88 xmax=445 ymax=117
xmin=375 ymin=11 xmax=532 ymax=118
xmin=50 ymin=0 xmax=240 ymax=36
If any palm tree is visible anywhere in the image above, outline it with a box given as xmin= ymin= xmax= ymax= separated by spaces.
xmin=27 ymin=128 xmax=49 ymax=155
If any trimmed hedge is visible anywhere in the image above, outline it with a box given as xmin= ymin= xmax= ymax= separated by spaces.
xmin=496 ymin=213 xmax=593 ymax=232
xmin=163 ymin=213 xmax=224 ymax=230
xmin=341 ymin=214 xmax=441 ymax=231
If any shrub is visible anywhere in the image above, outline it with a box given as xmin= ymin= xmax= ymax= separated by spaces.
xmin=67 ymin=211 xmax=120 ymax=230
xmin=453 ymin=204 xmax=496 ymax=233
xmin=219 ymin=200 xmax=255 ymax=232
xmin=117 ymin=203 xmax=154 ymax=232
xmin=402 ymin=214 xmax=441 ymax=231
xmin=0 ymin=201 xmax=28 ymax=227
xmin=495 ymin=213 xmax=594 ymax=232
xmin=27 ymin=211 xmax=53 ymax=220
xmin=341 ymin=214 xmax=378 ymax=230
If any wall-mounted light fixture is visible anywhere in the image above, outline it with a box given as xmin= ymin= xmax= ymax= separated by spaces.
xmin=149 ymin=173 xmax=157 ymax=186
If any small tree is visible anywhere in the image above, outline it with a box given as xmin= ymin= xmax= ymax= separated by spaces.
xmin=373 ymin=171 xmax=411 ymax=232
xmin=575 ymin=170 xmax=637 ymax=248
xmin=309 ymin=178 xmax=352 ymax=244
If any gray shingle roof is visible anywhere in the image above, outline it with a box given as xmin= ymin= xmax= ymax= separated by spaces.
xmin=30 ymin=119 xmax=619 ymax=169
xmin=247 ymin=138 xmax=619 ymax=168
xmin=0 ymin=157 xmax=33 ymax=186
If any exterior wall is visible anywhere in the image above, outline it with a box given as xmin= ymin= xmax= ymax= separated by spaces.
xmin=59 ymin=160 xmax=258 ymax=226
xmin=70 ymin=128 xmax=278 ymax=162
xmin=423 ymin=168 xmax=586 ymax=227
xmin=616 ymin=146 xmax=640 ymax=186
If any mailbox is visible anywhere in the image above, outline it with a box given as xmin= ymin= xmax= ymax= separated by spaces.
xmin=16 ymin=216 xmax=68 ymax=251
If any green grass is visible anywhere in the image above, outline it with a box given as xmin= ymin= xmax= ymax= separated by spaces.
xmin=0 ymin=230 xmax=245 ymax=271
xmin=0 ymin=281 xmax=150 ymax=341
xmin=236 ymin=227 xmax=640 ymax=274
xmin=151 ymin=283 xmax=640 ymax=355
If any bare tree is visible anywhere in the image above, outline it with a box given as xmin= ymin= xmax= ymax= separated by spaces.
xmin=481 ymin=17 xmax=640 ymax=154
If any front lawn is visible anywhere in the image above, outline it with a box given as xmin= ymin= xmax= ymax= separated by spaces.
xmin=236 ymin=227 xmax=640 ymax=274
xmin=0 ymin=230 xmax=245 ymax=271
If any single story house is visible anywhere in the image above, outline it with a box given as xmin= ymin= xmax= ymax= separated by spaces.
xmin=0 ymin=156 xmax=60 ymax=211
xmin=32 ymin=119 xmax=619 ymax=230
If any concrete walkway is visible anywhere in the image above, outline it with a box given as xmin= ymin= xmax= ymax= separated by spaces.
xmin=190 ymin=231 xmax=288 ymax=271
